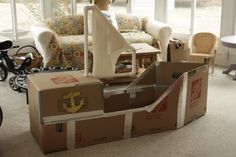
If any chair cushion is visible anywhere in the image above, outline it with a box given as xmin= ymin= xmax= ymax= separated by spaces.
xmin=47 ymin=15 xmax=84 ymax=35
xmin=121 ymin=31 xmax=156 ymax=45
xmin=189 ymin=53 xmax=214 ymax=64
xmin=59 ymin=35 xmax=93 ymax=68
xmin=116 ymin=14 xmax=143 ymax=32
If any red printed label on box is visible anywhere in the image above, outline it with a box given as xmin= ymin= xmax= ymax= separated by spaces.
xmin=51 ymin=75 xmax=79 ymax=84
xmin=190 ymin=78 xmax=202 ymax=104
xmin=151 ymin=97 xmax=168 ymax=113
xmin=146 ymin=97 xmax=168 ymax=120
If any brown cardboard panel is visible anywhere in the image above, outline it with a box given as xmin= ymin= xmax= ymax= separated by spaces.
xmin=184 ymin=66 xmax=208 ymax=124
xmin=28 ymin=80 xmax=42 ymax=149
xmin=131 ymin=86 xmax=157 ymax=109
xmin=41 ymin=83 xmax=103 ymax=116
xmin=135 ymin=63 xmax=157 ymax=86
xmin=104 ymin=85 xmax=158 ymax=112
xmin=168 ymin=40 xmax=185 ymax=62
xmin=29 ymin=80 xmax=67 ymax=153
xmin=131 ymin=83 xmax=181 ymax=137
xmin=40 ymin=123 xmax=67 ymax=153
xmin=27 ymin=71 xmax=101 ymax=91
xmin=28 ymin=70 xmax=104 ymax=117
xmin=157 ymin=62 xmax=205 ymax=85
xmin=104 ymin=93 xmax=130 ymax=112
xmin=75 ymin=115 xmax=125 ymax=147
xmin=128 ymin=63 xmax=157 ymax=88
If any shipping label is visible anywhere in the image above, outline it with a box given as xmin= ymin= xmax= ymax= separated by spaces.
xmin=51 ymin=75 xmax=79 ymax=84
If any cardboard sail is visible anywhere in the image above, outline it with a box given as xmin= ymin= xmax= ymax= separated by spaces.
xmin=84 ymin=6 xmax=136 ymax=78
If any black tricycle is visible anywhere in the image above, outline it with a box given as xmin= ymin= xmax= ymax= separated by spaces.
xmin=0 ymin=40 xmax=32 ymax=91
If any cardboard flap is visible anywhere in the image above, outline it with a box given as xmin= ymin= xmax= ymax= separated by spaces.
xmin=145 ymin=76 xmax=183 ymax=112
xmin=27 ymin=71 xmax=102 ymax=91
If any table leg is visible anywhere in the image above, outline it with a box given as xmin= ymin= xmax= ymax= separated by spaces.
xmin=222 ymin=64 xmax=236 ymax=74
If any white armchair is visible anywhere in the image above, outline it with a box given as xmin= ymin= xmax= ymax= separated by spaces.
xmin=145 ymin=19 xmax=172 ymax=61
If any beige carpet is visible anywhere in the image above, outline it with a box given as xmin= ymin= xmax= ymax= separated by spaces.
xmin=0 ymin=66 xmax=236 ymax=157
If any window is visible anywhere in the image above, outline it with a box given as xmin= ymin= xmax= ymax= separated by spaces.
xmin=0 ymin=1 xmax=12 ymax=41
xmin=132 ymin=0 xmax=155 ymax=18
xmin=16 ymin=0 xmax=41 ymax=39
xmin=51 ymin=0 xmax=72 ymax=17
xmin=76 ymin=0 xmax=90 ymax=15
xmin=167 ymin=0 xmax=222 ymax=36
xmin=195 ymin=0 xmax=222 ymax=36
xmin=0 ymin=0 xmax=132 ymax=41
xmin=110 ymin=0 xmax=128 ymax=14
xmin=167 ymin=0 xmax=191 ymax=34
xmin=0 ymin=0 xmax=40 ymax=41
xmin=76 ymin=0 xmax=128 ymax=15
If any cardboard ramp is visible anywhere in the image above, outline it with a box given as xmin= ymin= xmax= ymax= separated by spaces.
xmin=28 ymin=61 xmax=208 ymax=153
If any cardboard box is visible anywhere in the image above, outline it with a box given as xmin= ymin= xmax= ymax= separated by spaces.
xmin=29 ymin=115 xmax=124 ymax=153
xmin=75 ymin=115 xmax=125 ymax=148
xmin=155 ymin=62 xmax=209 ymax=125
xmin=184 ymin=68 xmax=208 ymax=124
xmin=28 ymin=62 xmax=209 ymax=153
xmin=28 ymin=71 xmax=105 ymax=153
xmin=167 ymin=39 xmax=185 ymax=62
xmin=28 ymin=71 xmax=104 ymax=120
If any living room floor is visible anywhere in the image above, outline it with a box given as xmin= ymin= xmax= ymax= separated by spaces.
xmin=0 ymin=66 xmax=236 ymax=157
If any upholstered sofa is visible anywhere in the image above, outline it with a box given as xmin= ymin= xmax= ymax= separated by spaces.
xmin=31 ymin=14 xmax=172 ymax=68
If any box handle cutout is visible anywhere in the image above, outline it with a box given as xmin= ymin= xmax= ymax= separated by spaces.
xmin=188 ymin=70 xmax=196 ymax=77
xmin=172 ymin=73 xmax=183 ymax=79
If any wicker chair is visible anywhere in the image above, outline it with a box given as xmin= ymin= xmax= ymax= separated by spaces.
xmin=188 ymin=32 xmax=217 ymax=73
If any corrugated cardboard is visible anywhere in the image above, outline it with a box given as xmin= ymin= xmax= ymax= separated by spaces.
xmin=184 ymin=67 xmax=208 ymax=124
xmin=167 ymin=39 xmax=185 ymax=62
xmin=29 ymin=79 xmax=67 ymax=153
xmin=155 ymin=62 xmax=208 ymax=125
xmin=131 ymin=84 xmax=180 ymax=137
xmin=75 ymin=115 xmax=125 ymax=147
xmin=28 ymin=71 xmax=105 ymax=153
xmin=29 ymin=115 xmax=124 ymax=153
xmin=28 ymin=71 xmax=104 ymax=119
xmin=28 ymin=62 xmax=209 ymax=154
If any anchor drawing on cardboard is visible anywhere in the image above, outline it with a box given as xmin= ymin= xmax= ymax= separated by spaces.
xmin=27 ymin=6 xmax=209 ymax=153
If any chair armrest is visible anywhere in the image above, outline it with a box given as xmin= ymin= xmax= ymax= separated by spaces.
xmin=31 ymin=23 xmax=61 ymax=66
xmin=144 ymin=18 xmax=172 ymax=61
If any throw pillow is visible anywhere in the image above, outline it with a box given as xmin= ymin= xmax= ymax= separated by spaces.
xmin=88 ymin=10 xmax=118 ymax=35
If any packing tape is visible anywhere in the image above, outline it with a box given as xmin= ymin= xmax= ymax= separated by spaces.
xmin=177 ymin=73 xmax=188 ymax=128
xmin=124 ymin=112 xmax=133 ymax=139
xmin=43 ymin=110 xmax=104 ymax=125
xmin=104 ymin=89 xmax=125 ymax=98
xmin=67 ymin=120 xmax=76 ymax=150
